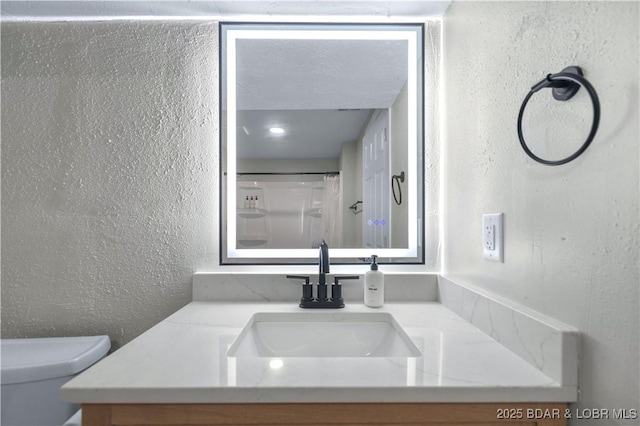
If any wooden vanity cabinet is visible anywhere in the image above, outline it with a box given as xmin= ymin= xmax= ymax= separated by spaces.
xmin=82 ymin=402 xmax=567 ymax=426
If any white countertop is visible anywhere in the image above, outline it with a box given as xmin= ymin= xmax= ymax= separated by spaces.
xmin=61 ymin=301 xmax=576 ymax=403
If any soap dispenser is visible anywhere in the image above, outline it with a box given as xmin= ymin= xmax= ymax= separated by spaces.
xmin=364 ymin=255 xmax=384 ymax=307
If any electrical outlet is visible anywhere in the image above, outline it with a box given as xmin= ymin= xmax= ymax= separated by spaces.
xmin=484 ymin=224 xmax=495 ymax=250
xmin=483 ymin=213 xmax=503 ymax=262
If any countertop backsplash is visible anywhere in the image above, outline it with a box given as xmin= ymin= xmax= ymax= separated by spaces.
xmin=192 ymin=272 xmax=439 ymax=303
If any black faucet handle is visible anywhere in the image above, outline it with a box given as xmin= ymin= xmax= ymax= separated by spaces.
xmin=287 ymin=275 xmax=313 ymax=302
xmin=333 ymin=275 xmax=360 ymax=285
xmin=286 ymin=275 xmax=310 ymax=285
xmin=330 ymin=276 xmax=359 ymax=305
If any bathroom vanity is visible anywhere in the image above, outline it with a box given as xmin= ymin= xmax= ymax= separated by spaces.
xmin=80 ymin=402 xmax=568 ymax=425
xmin=62 ymin=275 xmax=578 ymax=426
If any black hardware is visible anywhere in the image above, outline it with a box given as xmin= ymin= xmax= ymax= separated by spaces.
xmin=318 ymin=240 xmax=329 ymax=286
xmin=349 ymin=200 xmax=363 ymax=214
xmin=517 ymin=65 xmax=600 ymax=166
xmin=550 ymin=65 xmax=583 ymax=101
xmin=286 ymin=275 xmax=313 ymax=303
xmin=317 ymin=282 xmax=329 ymax=302
xmin=286 ymin=254 xmax=360 ymax=309
xmin=286 ymin=242 xmax=360 ymax=308
xmin=330 ymin=275 xmax=360 ymax=307
xmin=391 ymin=171 xmax=405 ymax=205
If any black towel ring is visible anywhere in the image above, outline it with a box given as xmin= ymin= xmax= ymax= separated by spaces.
xmin=517 ymin=66 xmax=600 ymax=166
xmin=391 ymin=171 xmax=404 ymax=205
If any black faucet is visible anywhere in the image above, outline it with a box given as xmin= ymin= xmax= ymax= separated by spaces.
xmin=286 ymin=240 xmax=358 ymax=308
xmin=317 ymin=240 xmax=330 ymax=301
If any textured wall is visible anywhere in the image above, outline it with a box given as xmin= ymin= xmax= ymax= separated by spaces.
xmin=443 ymin=1 xmax=638 ymax=424
xmin=1 ymin=22 xmax=219 ymax=349
xmin=1 ymin=19 xmax=442 ymax=348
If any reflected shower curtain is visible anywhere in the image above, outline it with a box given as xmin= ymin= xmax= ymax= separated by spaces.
xmin=322 ymin=174 xmax=342 ymax=247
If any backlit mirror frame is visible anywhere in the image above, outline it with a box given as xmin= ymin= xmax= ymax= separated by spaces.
xmin=220 ymin=22 xmax=424 ymax=264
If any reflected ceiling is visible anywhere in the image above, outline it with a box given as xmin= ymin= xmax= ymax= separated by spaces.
xmin=237 ymin=109 xmax=370 ymax=159
xmin=235 ymin=38 xmax=407 ymax=160
xmin=236 ymin=39 xmax=407 ymax=110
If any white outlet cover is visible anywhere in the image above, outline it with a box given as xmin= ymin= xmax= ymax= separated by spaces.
xmin=483 ymin=213 xmax=503 ymax=262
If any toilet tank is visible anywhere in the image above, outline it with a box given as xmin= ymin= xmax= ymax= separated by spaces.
xmin=1 ymin=336 xmax=110 ymax=426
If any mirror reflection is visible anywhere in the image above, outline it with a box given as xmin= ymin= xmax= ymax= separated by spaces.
xmin=221 ymin=23 xmax=424 ymax=263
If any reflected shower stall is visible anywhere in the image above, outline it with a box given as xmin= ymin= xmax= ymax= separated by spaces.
xmin=236 ymin=172 xmax=342 ymax=249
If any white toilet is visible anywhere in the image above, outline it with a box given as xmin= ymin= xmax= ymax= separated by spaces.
xmin=1 ymin=335 xmax=110 ymax=426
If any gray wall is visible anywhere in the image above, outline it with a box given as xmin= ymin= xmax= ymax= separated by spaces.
xmin=443 ymin=2 xmax=638 ymax=424
xmin=390 ymin=82 xmax=409 ymax=247
xmin=339 ymin=139 xmax=361 ymax=247
xmin=1 ymin=22 xmax=220 ymax=349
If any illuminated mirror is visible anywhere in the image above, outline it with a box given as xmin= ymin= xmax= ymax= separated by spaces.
xmin=221 ymin=23 xmax=424 ymax=264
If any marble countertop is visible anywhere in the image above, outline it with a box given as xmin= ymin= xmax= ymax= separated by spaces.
xmin=61 ymin=301 xmax=576 ymax=403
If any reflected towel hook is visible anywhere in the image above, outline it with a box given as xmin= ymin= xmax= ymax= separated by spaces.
xmin=349 ymin=200 xmax=363 ymax=215
xmin=517 ymin=66 xmax=600 ymax=166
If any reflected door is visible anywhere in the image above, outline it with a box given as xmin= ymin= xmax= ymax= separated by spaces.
xmin=363 ymin=109 xmax=390 ymax=249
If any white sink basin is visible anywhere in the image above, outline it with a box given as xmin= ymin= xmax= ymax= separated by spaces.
xmin=227 ymin=312 xmax=421 ymax=358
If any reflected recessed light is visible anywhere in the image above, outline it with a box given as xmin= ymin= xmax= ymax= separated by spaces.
xmin=269 ymin=127 xmax=285 ymax=135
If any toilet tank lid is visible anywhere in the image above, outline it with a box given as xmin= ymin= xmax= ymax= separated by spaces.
xmin=1 ymin=336 xmax=111 ymax=385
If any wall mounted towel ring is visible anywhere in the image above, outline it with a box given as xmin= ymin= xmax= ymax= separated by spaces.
xmin=517 ymin=66 xmax=600 ymax=166
xmin=391 ymin=171 xmax=405 ymax=205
